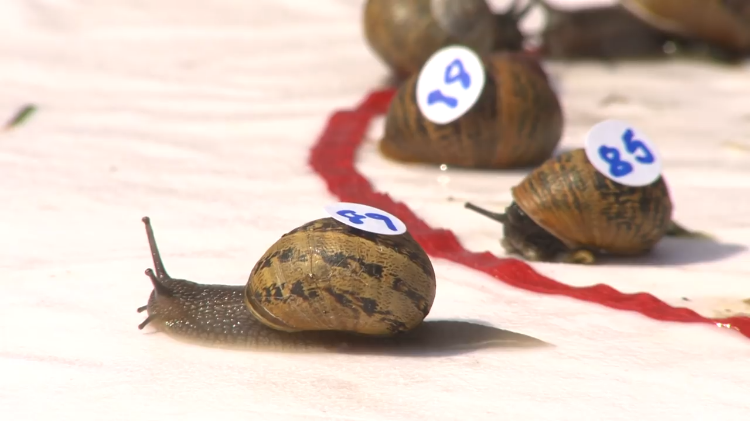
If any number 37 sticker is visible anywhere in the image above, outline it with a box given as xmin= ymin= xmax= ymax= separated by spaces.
xmin=325 ymin=203 xmax=407 ymax=236
xmin=584 ymin=119 xmax=663 ymax=187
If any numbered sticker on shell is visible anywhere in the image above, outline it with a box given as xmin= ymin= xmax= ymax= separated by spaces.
xmin=324 ymin=203 xmax=408 ymax=236
xmin=416 ymin=45 xmax=486 ymax=125
xmin=584 ymin=119 xmax=663 ymax=187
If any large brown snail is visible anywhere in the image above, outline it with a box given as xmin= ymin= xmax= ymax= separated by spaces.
xmin=378 ymin=50 xmax=563 ymax=169
xmin=363 ymin=0 xmax=496 ymax=82
xmin=137 ymin=215 xmax=437 ymax=349
xmin=465 ymin=147 xmax=698 ymax=264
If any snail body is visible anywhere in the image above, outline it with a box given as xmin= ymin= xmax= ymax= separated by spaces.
xmin=379 ymin=51 xmax=563 ymax=169
xmin=137 ymin=216 xmax=436 ymax=348
xmin=465 ymin=148 xmax=674 ymax=264
xmin=620 ymin=0 xmax=750 ymax=61
xmin=363 ymin=0 xmax=496 ymax=81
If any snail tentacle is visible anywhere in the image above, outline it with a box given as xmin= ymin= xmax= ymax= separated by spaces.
xmin=464 ymin=202 xmax=508 ymax=224
xmin=137 ymin=217 xmax=177 ymax=330
xmin=141 ymin=217 xmax=171 ymax=278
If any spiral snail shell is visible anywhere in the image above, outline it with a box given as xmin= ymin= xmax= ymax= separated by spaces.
xmin=465 ymin=148 xmax=675 ymax=264
xmin=137 ymin=216 xmax=437 ymax=348
xmin=363 ymin=0 xmax=496 ymax=81
xmin=378 ymin=51 xmax=563 ymax=169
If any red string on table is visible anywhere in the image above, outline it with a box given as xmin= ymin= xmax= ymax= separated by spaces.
xmin=309 ymin=88 xmax=750 ymax=340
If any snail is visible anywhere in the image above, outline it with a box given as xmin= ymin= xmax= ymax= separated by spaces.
xmin=491 ymin=0 xmax=537 ymax=53
xmin=136 ymin=216 xmax=437 ymax=350
xmin=464 ymin=148 xmax=698 ymax=264
xmin=619 ymin=0 xmax=750 ymax=62
xmin=535 ymin=1 xmax=681 ymax=60
xmin=378 ymin=51 xmax=563 ymax=169
xmin=722 ymin=0 xmax=750 ymax=25
xmin=363 ymin=0 xmax=496 ymax=82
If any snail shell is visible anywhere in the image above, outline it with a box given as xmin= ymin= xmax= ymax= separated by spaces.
xmin=244 ymin=218 xmax=436 ymax=335
xmin=620 ymin=0 xmax=750 ymax=58
xmin=363 ymin=0 xmax=495 ymax=80
xmin=511 ymin=148 xmax=673 ymax=255
xmin=536 ymin=2 xmax=679 ymax=60
xmin=466 ymin=148 xmax=673 ymax=264
xmin=138 ymin=216 xmax=437 ymax=348
xmin=378 ymin=51 xmax=563 ymax=169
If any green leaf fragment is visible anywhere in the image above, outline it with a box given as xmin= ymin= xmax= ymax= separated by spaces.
xmin=4 ymin=104 xmax=37 ymax=130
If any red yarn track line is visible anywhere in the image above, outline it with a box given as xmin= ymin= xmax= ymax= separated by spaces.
xmin=309 ymin=88 xmax=750 ymax=340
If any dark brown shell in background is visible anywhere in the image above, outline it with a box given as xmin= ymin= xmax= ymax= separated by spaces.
xmin=378 ymin=51 xmax=563 ymax=169
xmin=363 ymin=0 xmax=496 ymax=80
xmin=511 ymin=148 xmax=673 ymax=256
xmin=492 ymin=0 xmax=537 ymax=53
xmin=537 ymin=3 xmax=677 ymax=60
xmin=621 ymin=0 xmax=750 ymax=55
xmin=244 ymin=218 xmax=437 ymax=336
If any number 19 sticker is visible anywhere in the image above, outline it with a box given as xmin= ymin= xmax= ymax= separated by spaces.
xmin=324 ymin=203 xmax=407 ymax=236
xmin=584 ymin=119 xmax=662 ymax=187
xmin=416 ymin=45 xmax=486 ymax=125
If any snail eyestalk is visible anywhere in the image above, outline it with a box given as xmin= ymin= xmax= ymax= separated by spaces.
xmin=464 ymin=202 xmax=508 ymax=224
xmin=138 ymin=217 xmax=176 ymax=330
xmin=142 ymin=216 xmax=172 ymax=281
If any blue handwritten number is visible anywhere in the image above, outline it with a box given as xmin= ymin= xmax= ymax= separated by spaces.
xmin=337 ymin=210 xmax=366 ymax=225
xmin=621 ymin=129 xmax=654 ymax=164
xmin=444 ymin=59 xmax=471 ymax=88
xmin=597 ymin=128 xmax=656 ymax=178
xmin=426 ymin=58 xmax=472 ymax=109
xmin=598 ymin=146 xmax=633 ymax=177
xmin=426 ymin=90 xmax=458 ymax=108
xmin=364 ymin=213 xmax=398 ymax=231
xmin=336 ymin=210 xmax=398 ymax=232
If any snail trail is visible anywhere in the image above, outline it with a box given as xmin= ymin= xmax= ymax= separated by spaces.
xmin=308 ymin=88 xmax=750 ymax=340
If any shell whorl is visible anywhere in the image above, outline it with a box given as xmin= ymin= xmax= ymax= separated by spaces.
xmin=244 ymin=218 xmax=437 ymax=336
xmin=511 ymin=148 xmax=673 ymax=255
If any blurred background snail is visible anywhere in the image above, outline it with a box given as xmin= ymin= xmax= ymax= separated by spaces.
xmin=363 ymin=0 xmax=538 ymax=85
xmin=137 ymin=216 xmax=437 ymax=349
xmin=378 ymin=51 xmax=562 ymax=169
xmin=363 ymin=0 xmax=496 ymax=82
xmin=534 ymin=1 xmax=682 ymax=61
xmin=529 ymin=0 xmax=750 ymax=63
xmin=464 ymin=148 xmax=699 ymax=264
xmin=620 ymin=0 xmax=750 ymax=62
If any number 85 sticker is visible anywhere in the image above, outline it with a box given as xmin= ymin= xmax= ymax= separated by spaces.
xmin=584 ymin=119 xmax=663 ymax=187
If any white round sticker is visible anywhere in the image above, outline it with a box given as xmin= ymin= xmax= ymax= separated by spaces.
xmin=416 ymin=45 xmax=486 ymax=125
xmin=324 ymin=203 xmax=407 ymax=236
xmin=584 ymin=119 xmax=663 ymax=187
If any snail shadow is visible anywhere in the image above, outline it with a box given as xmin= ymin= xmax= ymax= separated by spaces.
xmin=331 ymin=319 xmax=552 ymax=357
xmin=596 ymin=237 xmax=747 ymax=266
